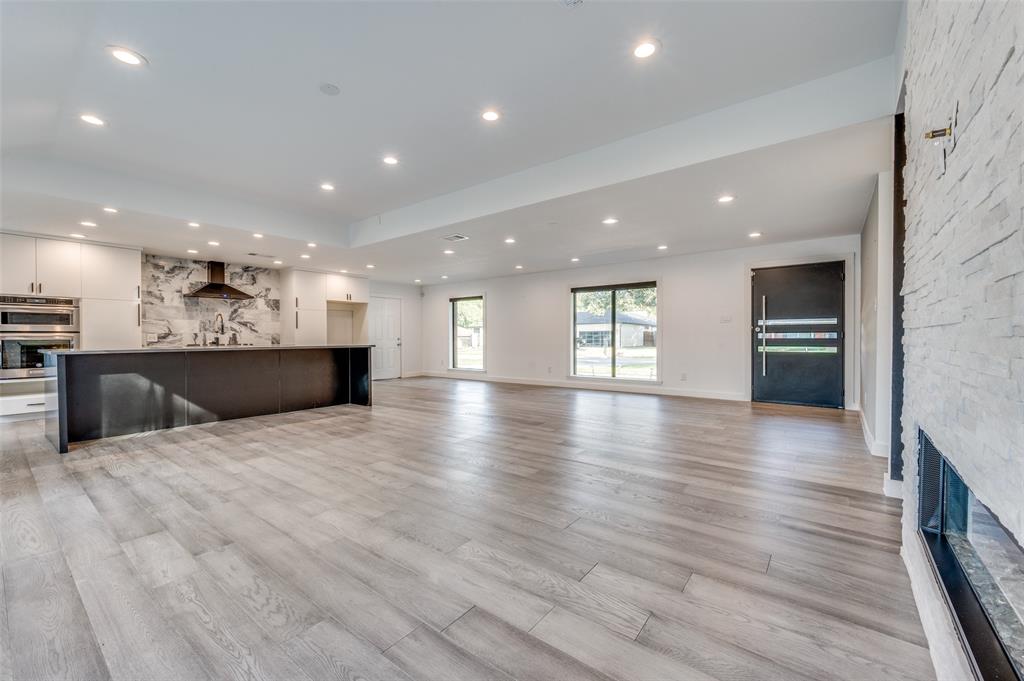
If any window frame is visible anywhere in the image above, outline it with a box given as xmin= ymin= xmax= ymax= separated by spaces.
xmin=570 ymin=281 xmax=658 ymax=381
xmin=449 ymin=295 xmax=486 ymax=372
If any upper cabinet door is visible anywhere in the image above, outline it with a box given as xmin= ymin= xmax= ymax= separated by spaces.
xmin=292 ymin=270 xmax=325 ymax=310
xmin=81 ymin=244 xmax=141 ymax=300
xmin=347 ymin=277 xmax=369 ymax=303
xmin=35 ymin=238 xmax=81 ymax=297
xmin=0 ymin=234 xmax=37 ymax=295
xmin=324 ymin=273 xmax=369 ymax=303
xmin=324 ymin=273 xmax=346 ymax=301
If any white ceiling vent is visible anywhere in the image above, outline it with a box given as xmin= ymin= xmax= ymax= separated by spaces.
xmin=443 ymin=233 xmax=470 ymax=242
xmin=561 ymin=0 xmax=584 ymax=7
xmin=246 ymin=252 xmax=278 ymax=258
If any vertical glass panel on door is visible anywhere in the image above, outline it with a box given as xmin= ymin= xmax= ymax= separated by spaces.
xmin=613 ymin=286 xmax=657 ymax=380
xmin=573 ymin=290 xmax=613 ymax=378
xmin=451 ymin=297 xmax=484 ymax=370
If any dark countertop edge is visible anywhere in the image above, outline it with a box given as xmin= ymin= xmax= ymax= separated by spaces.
xmin=43 ymin=344 xmax=374 ymax=356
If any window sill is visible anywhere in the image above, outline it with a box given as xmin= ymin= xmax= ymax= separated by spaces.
xmin=568 ymin=375 xmax=662 ymax=386
xmin=448 ymin=368 xmax=486 ymax=373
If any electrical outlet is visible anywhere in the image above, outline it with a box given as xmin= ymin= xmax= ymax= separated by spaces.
xmin=547 ymin=366 xmax=552 ymax=374
xmin=680 ymin=372 xmax=688 ymax=381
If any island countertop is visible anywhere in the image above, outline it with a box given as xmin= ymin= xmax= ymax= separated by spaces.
xmin=43 ymin=344 xmax=374 ymax=356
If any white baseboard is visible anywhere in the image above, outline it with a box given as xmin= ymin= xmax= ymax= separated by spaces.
xmin=859 ymin=410 xmax=891 ymax=458
xmin=420 ymin=371 xmax=747 ymax=401
xmin=882 ymin=472 xmax=902 ymax=499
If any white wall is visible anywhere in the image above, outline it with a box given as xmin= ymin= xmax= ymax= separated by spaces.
xmin=859 ymin=172 xmax=895 ymax=459
xmin=421 ymin=234 xmax=861 ymax=406
xmin=369 ymin=281 xmax=423 ymax=377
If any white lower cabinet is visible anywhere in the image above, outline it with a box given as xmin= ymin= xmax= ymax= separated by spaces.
xmin=294 ymin=308 xmax=327 ymax=346
xmin=81 ymin=299 xmax=141 ymax=350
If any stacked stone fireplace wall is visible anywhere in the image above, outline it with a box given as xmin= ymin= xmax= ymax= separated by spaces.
xmin=900 ymin=0 xmax=1023 ymax=676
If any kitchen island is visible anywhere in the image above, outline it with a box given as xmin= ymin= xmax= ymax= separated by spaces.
xmin=43 ymin=345 xmax=372 ymax=453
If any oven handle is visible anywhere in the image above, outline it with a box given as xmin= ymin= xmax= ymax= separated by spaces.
xmin=0 ymin=334 xmax=80 ymax=340
xmin=0 ymin=305 xmax=79 ymax=314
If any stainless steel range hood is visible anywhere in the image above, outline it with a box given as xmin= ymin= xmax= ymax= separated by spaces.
xmin=184 ymin=262 xmax=254 ymax=300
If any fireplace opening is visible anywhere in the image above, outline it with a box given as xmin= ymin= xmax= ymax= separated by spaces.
xmin=918 ymin=431 xmax=1024 ymax=680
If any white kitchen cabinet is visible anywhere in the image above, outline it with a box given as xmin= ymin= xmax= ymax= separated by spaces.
xmin=294 ymin=308 xmax=327 ymax=345
xmin=0 ymin=235 xmax=82 ymax=297
xmin=81 ymin=244 xmax=141 ymax=300
xmin=34 ymin=238 xmax=81 ymax=297
xmin=80 ymin=299 xmax=141 ymax=350
xmin=0 ymin=234 xmax=40 ymax=295
xmin=325 ymin=273 xmax=369 ymax=303
xmin=292 ymin=270 xmax=325 ymax=310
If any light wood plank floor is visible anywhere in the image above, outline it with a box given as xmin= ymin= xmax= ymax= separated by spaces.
xmin=1 ymin=377 xmax=934 ymax=681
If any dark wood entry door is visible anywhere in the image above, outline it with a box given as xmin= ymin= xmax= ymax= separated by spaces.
xmin=751 ymin=261 xmax=845 ymax=408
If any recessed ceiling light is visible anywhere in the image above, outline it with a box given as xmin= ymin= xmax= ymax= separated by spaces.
xmin=307 ymin=243 xmax=317 ymax=248
xmin=414 ymin=279 xmax=421 ymax=283
xmin=504 ymin=237 xmax=516 ymax=244
xmin=319 ymin=82 xmax=341 ymax=96
xmin=103 ymin=207 xmax=118 ymax=213
xmin=571 ymin=257 xmax=580 ymax=262
xmin=320 ymin=183 xmax=334 ymax=191
xmin=718 ymin=194 xmax=735 ymax=203
xmin=382 ymin=155 xmax=398 ymax=165
xmin=80 ymin=114 xmax=105 ymax=126
xmin=339 ymin=269 xmax=348 ymax=273
xmin=602 ymin=217 xmax=619 ymax=225
xmin=657 ymin=245 xmax=668 ymax=250
xmin=441 ymin=275 xmax=448 ymax=279
xmin=207 ymin=241 xmax=219 ymax=246
xmin=749 ymin=232 xmax=762 ymax=238
xmin=482 ymin=110 xmax=500 ymax=122
xmin=108 ymin=46 xmax=146 ymax=66
xmin=273 ymin=260 xmax=283 ymax=264
xmin=188 ymin=222 xmax=200 ymax=228
xmin=515 ymin=265 xmax=524 ymax=270
xmin=69 ymin=233 xmax=86 ymax=239
xmin=253 ymin=233 xmax=263 ymax=239
xmin=300 ymin=254 xmax=310 ymax=259
xmin=187 ymin=249 xmax=199 ymax=254
xmin=79 ymin=221 xmax=97 ymax=227
xmin=366 ymin=264 xmax=375 ymax=269
xmin=633 ymin=40 xmax=658 ymax=59
xmin=443 ymin=249 xmax=455 ymax=255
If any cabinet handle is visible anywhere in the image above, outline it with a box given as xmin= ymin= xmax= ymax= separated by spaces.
xmin=295 ymin=311 xmax=299 ymax=329
xmin=295 ymin=297 xmax=299 ymax=308
xmin=29 ymin=282 xmax=34 ymax=293
xmin=37 ymin=282 xmax=42 ymax=293
xmin=137 ymin=285 xmax=140 ymax=298
xmin=25 ymin=402 xmax=45 ymax=407
xmin=137 ymin=304 xmax=141 ymax=327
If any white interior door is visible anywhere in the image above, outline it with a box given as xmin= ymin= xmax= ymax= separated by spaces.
xmin=369 ymin=296 xmax=401 ymax=380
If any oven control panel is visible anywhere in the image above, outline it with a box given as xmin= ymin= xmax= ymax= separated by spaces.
xmin=0 ymin=295 xmax=77 ymax=306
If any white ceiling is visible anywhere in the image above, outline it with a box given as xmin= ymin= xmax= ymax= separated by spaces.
xmin=1 ymin=117 xmax=893 ymax=283
xmin=2 ymin=0 xmax=901 ymax=227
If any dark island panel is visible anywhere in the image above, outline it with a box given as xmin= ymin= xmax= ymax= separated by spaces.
xmin=45 ymin=345 xmax=372 ymax=453
xmin=62 ymin=352 xmax=189 ymax=445
xmin=187 ymin=349 xmax=281 ymax=424
xmin=280 ymin=348 xmax=352 ymax=412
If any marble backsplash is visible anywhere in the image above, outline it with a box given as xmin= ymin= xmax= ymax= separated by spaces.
xmin=142 ymin=255 xmax=281 ymax=347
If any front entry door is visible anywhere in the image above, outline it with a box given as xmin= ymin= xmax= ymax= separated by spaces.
xmin=751 ymin=261 xmax=844 ymax=408
xmin=369 ymin=296 xmax=402 ymax=380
